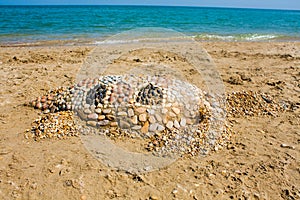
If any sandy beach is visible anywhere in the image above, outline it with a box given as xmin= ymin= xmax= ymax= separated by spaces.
xmin=0 ymin=41 xmax=299 ymax=199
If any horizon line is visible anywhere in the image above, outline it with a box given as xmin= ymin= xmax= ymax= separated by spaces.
xmin=0 ymin=4 xmax=299 ymax=11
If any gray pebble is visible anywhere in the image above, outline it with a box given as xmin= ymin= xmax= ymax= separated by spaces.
xmin=102 ymin=108 xmax=111 ymax=114
xmin=84 ymin=108 xmax=92 ymax=114
xmin=149 ymin=123 xmax=158 ymax=132
xmin=98 ymin=120 xmax=109 ymax=126
xmin=180 ymin=117 xmax=187 ymax=127
xmin=157 ymin=125 xmax=165 ymax=131
xmin=87 ymin=113 xmax=98 ymax=120
xmin=119 ymin=120 xmax=130 ymax=129
xmin=77 ymin=110 xmax=87 ymax=121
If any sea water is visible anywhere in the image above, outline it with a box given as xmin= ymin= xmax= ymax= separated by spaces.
xmin=0 ymin=5 xmax=299 ymax=44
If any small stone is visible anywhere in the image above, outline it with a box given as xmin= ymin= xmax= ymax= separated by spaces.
xmin=149 ymin=123 xmax=158 ymax=132
xmin=157 ymin=125 xmax=165 ymax=131
xmin=166 ymin=121 xmax=173 ymax=129
xmin=161 ymin=108 xmax=168 ymax=114
xmin=95 ymin=108 xmax=102 ymax=114
xmin=186 ymin=118 xmax=193 ymax=125
xmin=172 ymin=107 xmax=180 ymax=115
xmin=141 ymin=121 xmax=149 ymax=133
xmin=147 ymin=109 xmax=155 ymax=115
xmin=165 ymin=103 xmax=172 ymax=108
xmin=106 ymin=115 xmax=116 ymax=121
xmin=139 ymin=113 xmax=147 ymax=122
xmin=102 ymin=108 xmax=111 ymax=114
xmin=87 ymin=113 xmax=98 ymax=120
xmin=131 ymin=115 xmax=138 ymax=124
xmin=173 ymin=120 xmax=180 ymax=129
xmin=84 ymin=104 xmax=90 ymax=109
xmin=98 ymin=120 xmax=109 ymax=126
xmin=84 ymin=108 xmax=92 ymax=114
xmin=117 ymin=98 xmax=123 ymax=103
xmin=168 ymin=112 xmax=177 ymax=118
xmin=119 ymin=120 xmax=130 ymax=129
xmin=87 ymin=121 xmax=97 ymax=127
xmin=98 ymin=115 xmax=105 ymax=121
xmin=80 ymin=195 xmax=87 ymax=200
xmin=149 ymin=116 xmax=156 ymax=124
xmin=280 ymin=144 xmax=295 ymax=149
xmin=110 ymin=122 xmax=118 ymax=127
xmin=117 ymin=111 xmax=127 ymax=116
xmin=155 ymin=114 xmax=162 ymax=122
xmin=128 ymin=109 xmax=134 ymax=117
xmin=136 ymin=107 xmax=147 ymax=113
xmin=163 ymin=116 xmax=168 ymax=124
xmin=180 ymin=117 xmax=186 ymax=126
xmin=77 ymin=110 xmax=87 ymax=121
xmin=132 ymin=125 xmax=142 ymax=130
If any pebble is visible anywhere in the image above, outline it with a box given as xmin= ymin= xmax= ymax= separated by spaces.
xmin=136 ymin=107 xmax=147 ymax=114
xmin=141 ymin=121 xmax=149 ymax=134
xmin=155 ymin=114 xmax=162 ymax=122
xmin=280 ymin=143 xmax=295 ymax=149
xmin=87 ymin=121 xmax=97 ymax=127
xmin=139 ymin=113 xmax=147 ymax=122
xmin=119 ymin=120 xmax=130 ymax=129
xmin=117 ymin=111 xmax=127 ymax=116
xmin=163 ymin=116 xmax=168 ymax=124
xmin=132 ymin=125 xmax=142 ymax=130
xmin=127 ymin=109 xmax=134 ymax=117
xmin=161 ymin=108 xmax=168 ymax=114
xmin=77 ymin=110 xmax=87 ymax=121
xmin=149 ymin=123 xmax=158 ymax=132
xmin=95 ymin=108 xmax=102 ymax=114
xmin=172 ymin=107 xmax=180 ymax=115
xmin=87 ymin=113 xmax=98 ymax=120
xmin=180 ymin=118 xmax=186 ymax=126
xmin=110 ymin=122 xmax=118 ymax=127
xmin=102 ymin=108 xmax=111 ymax=114
xmin=168 ymin=111 xmax=177 ymax=118
xmin=157 ymin=125 xmax=165 ymax=131
xmin=149 ymin=116 xmax=156 ymax=124
xmin=98 ymin=115 xmax=105 ymax=120
xmin=84 ymin=109 xmax=92 ymax=114
xmin=166 ymin=121 xmax=173 ymax=129
xmin=131 ymin=115 xmax=138 ymax=124
xmin=106 ymin=115 xmax=116 ymax=121
xmin=173 ymin=120 xmax=180 ymax=129
xmin=98 ymin=120 xmax=109 ymax=126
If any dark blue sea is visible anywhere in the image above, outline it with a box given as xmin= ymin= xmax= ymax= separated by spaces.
xmin=0 ymin=5 xmax=300 ymax=44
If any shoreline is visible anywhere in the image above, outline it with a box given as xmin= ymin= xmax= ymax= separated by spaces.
xmin=1 ymin=37 xmax=300 ymax=48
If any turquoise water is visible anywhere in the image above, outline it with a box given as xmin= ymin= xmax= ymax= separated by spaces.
xmin=0 ymin=5 xmax=300 ymax=44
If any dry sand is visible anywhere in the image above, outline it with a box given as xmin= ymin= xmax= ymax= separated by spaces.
xmin=0 ymin=41 xmax=299 ymax=199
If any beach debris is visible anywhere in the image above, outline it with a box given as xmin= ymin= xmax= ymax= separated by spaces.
xmin=280 ymin=143 xmax=295 ymax=150
xmin=226 ymin=91 xmax=284 ymax=117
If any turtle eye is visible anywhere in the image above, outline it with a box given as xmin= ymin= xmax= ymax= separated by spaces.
xmin=135 ymin=84 xmax=164 ymax=106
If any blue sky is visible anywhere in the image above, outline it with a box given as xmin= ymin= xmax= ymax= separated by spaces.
xmin=0 ymin=0 xmax=300 ymax=10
